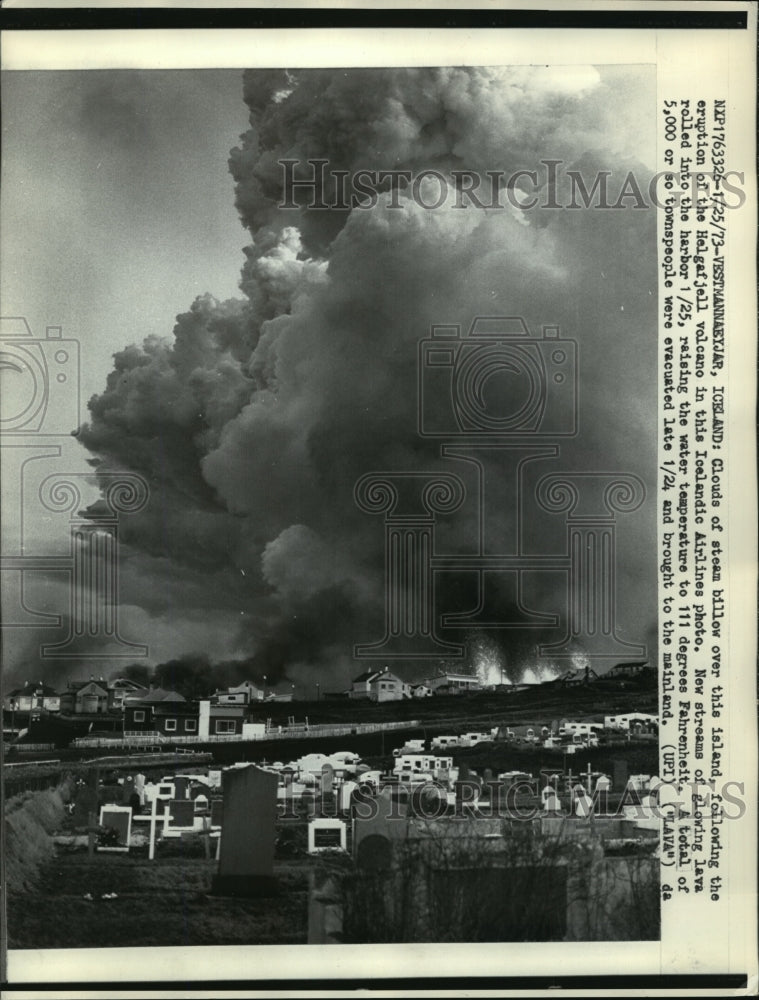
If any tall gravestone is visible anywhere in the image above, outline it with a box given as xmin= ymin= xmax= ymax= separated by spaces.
xmin=174 ymin=775 xmax=191 ymax=800
xmin=320 ymin=763 xmax=335 ymax=796
xmin=134 ymin=773 xmax=146 ymax=805
xmin=121 ymin=775 xmax=135 ymax=804
xmin=212 ymin=764 xmax=279 ymax=896
xmin=612 ymin=758 xmax=629 ymax=793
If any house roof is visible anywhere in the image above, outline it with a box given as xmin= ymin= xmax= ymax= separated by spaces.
xmin=66 ymin=680 xmax=108 ymax=693
xmin=6 ymin=681 xmax=59 ymax=698
xmin=427 ymin=672 xmax=480 ymax=682
xmin=227 ymin=680 xmax=262 ymax=692
xmin=109 ymin=677 xmax=149 ymax=690
xmin=369 ymin=671 xmax=403 ymax=684
xmin=126 ymin=687 xmax=186 ymax=704
xmin=352 ymin=669 xmax=381 ymax=684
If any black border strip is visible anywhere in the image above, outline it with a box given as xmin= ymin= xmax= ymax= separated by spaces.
xmin=0 ymin=974 xmax=749 ymax=991
xmin=0 ymin=8 xmax=749 ymax=31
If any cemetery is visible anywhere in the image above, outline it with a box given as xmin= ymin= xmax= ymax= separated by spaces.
xmin=6 ymin=720 xmax=660 ymax=947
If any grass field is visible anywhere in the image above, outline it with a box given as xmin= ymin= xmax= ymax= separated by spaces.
xmin=8 ymin=841 xmax=310 ymax=949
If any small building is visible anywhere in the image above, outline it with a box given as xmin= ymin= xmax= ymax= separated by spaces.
xmin=410 ymin=684 xmax=432 ymax=698
xmin=208 ymin=704 xmax=247 ymax=736
xmin=562 ymin=720 xmax=605 ymax=736
xmin=3 ymin=681 xmax=60 ymax=713
xmin=107 ymin=677 xmax=149 ymax=711
xmin=605 ymin=661 xmax=649 ymax=679
xmin=123 ymin=688 xmax=198 ymax=736
xmin=425 ymin=673 xmax=482 ymax=696
xmin=349 ymin=668 xmax=408 ymax=702
xmin=211 ymin=680 xmax=264 ymax=706
xmin=394 ymin=754 xmax=454 ymax=783
xmin=59 ymin=679 xmax=110 ymax=715
xmin=604 ymin=712 xmax=658 ymax=733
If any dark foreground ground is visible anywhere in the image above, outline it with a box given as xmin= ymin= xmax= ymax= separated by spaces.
xmin=8 ymin=840 xmax=311 ymax=949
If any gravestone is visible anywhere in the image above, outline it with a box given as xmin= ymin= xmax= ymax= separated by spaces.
xmin=308 ymin=818 xmax=347 ymax=854
xmin=173 ymin=775 xmax=191 ymax=800
xmin=541 ymin=785 xmax=561 ymax=812
xmin=134 ymin=773 xmax=146 ymax=805
xmin=612 ymin=758 xmax=628 ymax=792
xmin=320 ymin=763 xmax=335 ymax=796
xmin=121 ymin=775 xmax=136 ymax=805
xmin=356 ymin=833 xmax=392 ymax=871
xmin=98 ymin=804 xmax=132 ymax=852
xmin=573 ymin=786 xmax=593 ymax=818
xmin=166 ymin=798 xmax=196 ymax=834
xmin=210 ymin=798 xmax=224 ymax=828
xmin=339 ymin=780 xmax=358 ymax=813
xmin=212 ymin=764 xmax=279 ymax=896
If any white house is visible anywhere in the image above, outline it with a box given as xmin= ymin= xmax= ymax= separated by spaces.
xmin=393 ymin=754 xmax=455 ymax=784
xmin=4 ymin=681 xmax=60 ymax=713
xmin=561 ymin=720 xmax=605 ymax=736
xmin=604 ymin=712 xmax=658 ymax=732
xmin=349 ymin=668 xmax=408 ymax=702
xmin=107 ymin=677 xmax=148 ymax=711
xmin=425 ymin=673 xmax=482 ymax=695
xmin=212 ymin=680 xmax=264 ymax=706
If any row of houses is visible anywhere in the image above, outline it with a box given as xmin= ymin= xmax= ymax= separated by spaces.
xmin=346 ymin=668 xmax=482 ymax=702
xmin=344 ymin=661 xmax=654 ymax=703
xmin=3 ymin=678 xmax=282 ymax=738
xmin=5 ymin=660 xmax=655 ymax=718
xmin=2 ymin=677 xmax=148 ymax=715
xmin=496 ymin=713 xmax=659 ymax=746
xmin=3 ymin=677 xmax=273 ymax=723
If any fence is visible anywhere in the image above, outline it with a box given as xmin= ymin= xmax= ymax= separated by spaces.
xmin=5 ymin=743 xmax=56 ymax=753
xmin=69 ymin=720 xmax=421 ymax=750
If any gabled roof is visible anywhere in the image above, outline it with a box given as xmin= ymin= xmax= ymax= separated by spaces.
xmin=6 ymin=681 xmax=59 ymax=698
xmin=368 ymin=670 xmax=403 ymax=685
xmin=109 ymin=677 xmax=149 ymax=691
xmin=226 ymin=680 xmax=262 ymax=692
xmin=66 ymin=679 xmax=108 ymax=693
xmin=126 ymin=687 xmax=186 ymax=704
xmin=352 ymin=669 xmax=381 ymax=684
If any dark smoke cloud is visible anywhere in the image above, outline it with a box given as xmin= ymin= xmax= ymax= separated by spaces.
xmin=77 ymin=66 xmax=657 ymax=689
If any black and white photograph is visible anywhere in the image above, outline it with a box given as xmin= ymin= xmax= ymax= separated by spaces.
xmin=1 ymin=6 xmax=756 ymax=993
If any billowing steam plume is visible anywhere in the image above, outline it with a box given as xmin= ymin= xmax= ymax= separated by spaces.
xmin=74 ymin=66 xmax=656 ymax=691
